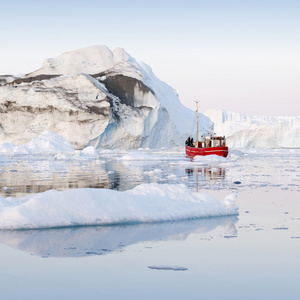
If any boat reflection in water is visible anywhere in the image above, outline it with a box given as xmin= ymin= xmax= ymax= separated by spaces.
xmin=186 ymin=167 xmax=226 ymax=181
xmin=186 ymin=166 xmax=226 ymax=192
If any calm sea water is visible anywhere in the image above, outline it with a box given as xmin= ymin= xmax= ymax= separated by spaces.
xmin=0 ymin=149 xmax=300 ymax=299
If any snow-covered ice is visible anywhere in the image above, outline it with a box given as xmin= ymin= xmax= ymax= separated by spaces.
xmin=0 ymin=130 xmax=75 ymax=154
xmin=0 ymin=130 xmax=99 ymax=160
xmin=0 ymin=184 xmax=238 ymax=230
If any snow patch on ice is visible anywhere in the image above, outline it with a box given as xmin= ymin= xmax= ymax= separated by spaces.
xmin=0 ymin=131 xmax=100 ymax=159
xmin=54 ymin=153 xmax=72 ymax=161
xmin=144 ymin=169 xmax=163 ymax=176
xmin=0 ymin=130 xmax=75 ymax=154
xmin=194 ymin=154 xmax=228 ymax=163
xmin=79 ymin=146 xmax=98 ymax=157
xmin=28 ymin=46 xmax=115 ymax=77
xmin=171 ymin=154 xmax=235 ymax=168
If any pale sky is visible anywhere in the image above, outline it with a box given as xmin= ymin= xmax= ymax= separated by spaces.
xmin=1 ymin=0 xmax=299 ymax=116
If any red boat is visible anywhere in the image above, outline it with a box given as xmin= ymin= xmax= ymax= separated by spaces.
xmin=185 ymin=143 xmax=229 ymax=158
xmin=185 ymin=102 xmax=229 ymax=158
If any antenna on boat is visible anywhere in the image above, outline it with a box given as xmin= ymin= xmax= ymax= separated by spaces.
xmin=196 ymin=101 xmax=199 ymax=143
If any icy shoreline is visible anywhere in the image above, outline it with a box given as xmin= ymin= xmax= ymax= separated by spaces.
xmin=0 ymin=184 xmax=238 ymax=230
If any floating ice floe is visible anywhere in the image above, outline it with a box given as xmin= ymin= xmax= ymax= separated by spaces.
xmin=193 ymin=154 xmax=228 ymax=163
xmin=148 ymin=265 xmax=188 ymax=271
xmin=118 ymin=150 xmax=183 ymax=161
xmin=171 ymin=154 xmax=234 ymax=167
xmin=0 ymin=184 xmax=238 ymax=230
xmin=79 ymin=146 xmax=98 ymax=157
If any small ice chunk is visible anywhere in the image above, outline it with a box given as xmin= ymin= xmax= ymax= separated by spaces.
xmin=224 ymin=192 xmax=238 ymax=209
xmin=80 ymin=146 xmax=98 ymax=157
xmin=148 ymin=265 xmax=188 ymax=271
xmin=273 ymin=227 xmax=289 ymax=230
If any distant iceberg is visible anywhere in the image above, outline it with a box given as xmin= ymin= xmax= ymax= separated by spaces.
xmin=0 ymin=184 xmax=238 ymax=230
xmin=204 ymin=109 xmax=300 ymax=148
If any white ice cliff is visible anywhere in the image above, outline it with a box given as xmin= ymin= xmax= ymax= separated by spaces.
xmin=204 ymin=109 xmax=300 ymax=148
xmin=0 ymin=46 xmax=211 ymax=149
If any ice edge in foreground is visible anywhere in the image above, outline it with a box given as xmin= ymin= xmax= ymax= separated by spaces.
xmin=0 ymin=184 xmax=238 ymax=230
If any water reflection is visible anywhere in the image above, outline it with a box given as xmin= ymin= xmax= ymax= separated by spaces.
xmin=0 ymin=157 xmax=110 ymax=197
xmin=0 ymin=216 xmax=238 ymax=258
xmin=186 ymin=166 xmax=226 ymax=181
xmin=3 ymin=148 xmax=298 ymax=198
xmin=0 ymin=154 xmax=195 ymax=197
xmin=0 ymin=155 xmax=153 ymax=197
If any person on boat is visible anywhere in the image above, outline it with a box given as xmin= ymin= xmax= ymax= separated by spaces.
xmin=191 ymin=137 xmax=194 ymax=147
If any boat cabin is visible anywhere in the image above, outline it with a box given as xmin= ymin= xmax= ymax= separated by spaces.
xmin=186 ymin=135 xmax=226 ymax=148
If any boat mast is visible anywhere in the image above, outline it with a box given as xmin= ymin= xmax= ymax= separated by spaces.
xmin=196 ymin=101 xmax=199 ymax=143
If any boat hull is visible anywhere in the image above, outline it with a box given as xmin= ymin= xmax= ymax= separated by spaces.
xmin=185 ymin=145 xmax=229 ymax=158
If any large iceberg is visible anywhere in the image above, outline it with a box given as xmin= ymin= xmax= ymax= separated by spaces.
xmin=0 ymin=45 xmax=211 ymax=149
xmin=204 ymin=109 xmax=300 ymax=148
